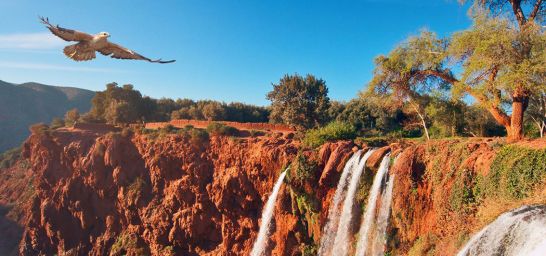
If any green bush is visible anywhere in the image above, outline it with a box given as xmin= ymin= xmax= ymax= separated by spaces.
xmin=249 ymin=129 xmax=265 ymax=137
xmin=291 ymin=152 xmax=318 ymax=185
xmin=50 ymin=117 xmax=65 ymax=129
xmin=29 ymin=123 xmax=50 ymax=136
xmin=159 ymin=124 xmax=178 ymax=135
xmin=190 ymin=128 xmax=209 ymax=144
xmin=206 ymin=122 xmax=239 ymax=136
xmin=300 ymin=243 xmax=318 ymax=256
xmin=476 ymin=145 xmax=546 ymax=200
xmin=0 ymin=147 xmax=21 ymax=169
xmin=110 ymin=231 xmax=148 ymax=256
xmin=303 ymin=121 xmax=356 ymax=148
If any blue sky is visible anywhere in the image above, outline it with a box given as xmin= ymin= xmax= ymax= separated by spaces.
xmin=0 ymin=0 xmax=471 ymax=105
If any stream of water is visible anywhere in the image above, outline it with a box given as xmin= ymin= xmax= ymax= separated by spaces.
xmin=331 ymin=149 xmax=376 ymax=256
xmin=355 ymin=153 xmax=391 ymax=256
xmin=250 ymin=169 xmax=288 ymax=256
xmin=318 ymin=150 xmax=363 ymax=255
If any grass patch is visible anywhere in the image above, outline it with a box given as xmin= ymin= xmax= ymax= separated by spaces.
xmin=303 ymin=121 xmax=356 ymax=148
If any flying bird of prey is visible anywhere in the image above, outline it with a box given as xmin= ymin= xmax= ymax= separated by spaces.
xmin=40 ymin=17 xmax=175 ymax=64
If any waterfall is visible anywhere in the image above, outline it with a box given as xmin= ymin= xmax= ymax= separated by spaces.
xmin=370 ymin=172 xmax=395 ymax=255
xmin=331 ymin=149 xmax=376 ymax=256
xmin=250 ymin=169 xmax=288 ymax=256
xmin=318 ymin=150 xmax=363 ymax=255
xmin=457 ymin=205 xmax=546 ymax=256
xmin=354 ymin=153 xmax=391 ymax=256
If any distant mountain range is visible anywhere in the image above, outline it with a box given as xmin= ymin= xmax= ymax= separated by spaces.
xmin=0 ymin=80 xmax=95 ymax=152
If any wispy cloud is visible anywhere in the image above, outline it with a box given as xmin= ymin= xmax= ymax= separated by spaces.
xmin=0 ymin=32 xmax=65 ymax=50
xmin=0 ymin=61 xmax=127 ymax=73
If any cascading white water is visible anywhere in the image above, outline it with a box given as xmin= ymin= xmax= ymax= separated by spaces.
xmin=250 ymin=169 xmax=288 ymax=256
xmin=318 ymin=150 xmax=363 ymax=256
xmin=355 ymin=153 xmax=391 ymax=256
xmin=370 ymin=172 xmax=395 ymax=255
xmin=457 ymin=205 xmax=546 ymax=256
xmin=331 ymin=149 xmax=376 ymax=256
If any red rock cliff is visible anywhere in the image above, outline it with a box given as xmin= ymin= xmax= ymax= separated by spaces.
xmin=16 ymin=128 xmax=303 ymax=255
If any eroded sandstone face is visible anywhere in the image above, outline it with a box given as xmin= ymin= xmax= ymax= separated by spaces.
xmin=16 ymin=129 xmax=340 ymax=256
xmin=8 ymin=128 xmax=529 ymax=256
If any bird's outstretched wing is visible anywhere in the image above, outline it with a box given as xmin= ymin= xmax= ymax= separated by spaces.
xmin=98 ymin=42 xmax=176 ymax=64
xmin=39 ymin=16 xmax=93 ymax=42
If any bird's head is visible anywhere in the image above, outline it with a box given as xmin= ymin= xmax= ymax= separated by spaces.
xmin=98 ymin=32 xmax=110 ymax=38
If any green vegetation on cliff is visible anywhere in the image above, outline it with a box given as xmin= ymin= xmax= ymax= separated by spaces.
xmin=476 ymin=145 xmax=546 ymax=200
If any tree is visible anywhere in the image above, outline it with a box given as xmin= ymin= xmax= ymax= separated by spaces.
xmin=337 ymin=97 xmax=405 ymax=136
xmin=88 ymin=83 xmax=147 ymax=125
xmin=64 ymin=108 xmax=80 ymax=127
xmin=202 ymin=102 xmax=226 ymax=121
xmin=426 ymin=95 xmax=466 ymax=137
xmin=462 ymin=0 xmax=545 ymax=28
xmin=527 ymin=90 xmax=546 ymax=137
xmin=463 ymin=104 xmax=505 ymax=137
xmin=367 ymin=13 xmax=545 ymax=141
xmin=50 ymin=117 xmax=65 ymax=129
xmin=326 ymin=100 xmax=346 ymax=123
xmin=267 ymin=74 xmax=330 ymax=130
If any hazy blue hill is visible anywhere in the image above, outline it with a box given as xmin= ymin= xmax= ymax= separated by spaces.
xmin=0 ymin=80 xmax=95 ymax=152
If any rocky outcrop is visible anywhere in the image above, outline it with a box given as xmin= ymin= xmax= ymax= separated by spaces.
xmin=15 ymin=129 xmax=303 ymax=256
xmin=14 ymin=128 xmax=360 ymax=256
xmin=5 ymin=128 xmax=545 ymax=256
xmin=0 ymin=157 xmax=33 ymax=256
xmin=389 ymin=138 xmax=546 ymax=255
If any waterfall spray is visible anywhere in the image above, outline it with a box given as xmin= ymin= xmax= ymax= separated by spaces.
xmin=250 ymin=169 xmax=288 ymax=256
xmin=331 ymin=149 xmax=376 ymax=256
xmin=355 ymin=153 xmax=391 ymax=256
xmin=457 ymin=205 xmax=546 ymax=256
xmin=318 ymin=150 xmax=363 ymax=255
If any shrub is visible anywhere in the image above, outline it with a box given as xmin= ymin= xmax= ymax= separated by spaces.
xmin=159 ymin=124 xmax=177 ymax=136
xmin=29 ymin=123 xmax=50 ymax=136
xmin=303 ymin=121 xmax=356 ymax=148
xmin=476 ymin=145 xmax=546 ymax=200
xmin=126 ymin=177 xmax=146 ymax=206
xmin=206 ymin=122 xmax=239 ymax=136
xmin=0 ymin=147 xmax=21 ymax=169
xmin=249 ymin=129 xmax=265 ymax=137
xmin=110 ymin=231 xmax=149 ymax=256
xmin=50 ymin=117 xmax=65 ymax=129
xmin=300 ymin=243 xmax=318 ymax=256
xmin=190 ymin=128 xmax=209 ymax=145
xmin=291 ymin=152 xmax=318 ymax=185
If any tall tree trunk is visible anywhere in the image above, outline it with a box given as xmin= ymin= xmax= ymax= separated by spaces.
xmin=508 ymin=92 xmax=529 ymax=142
